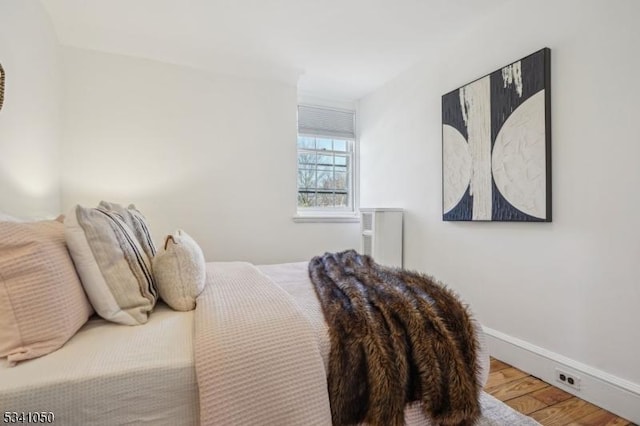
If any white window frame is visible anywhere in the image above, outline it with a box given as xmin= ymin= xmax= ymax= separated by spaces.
xmin=294 ymin=105 xmax=359 ymax=223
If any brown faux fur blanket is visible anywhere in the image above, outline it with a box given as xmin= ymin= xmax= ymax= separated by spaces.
xmin=308 ymin=250 xmax=481 ymax=426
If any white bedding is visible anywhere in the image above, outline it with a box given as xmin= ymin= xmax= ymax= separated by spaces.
xmin=0 ymin=304 xmax=198 ymax=426
xmin=0 ymin=261 xmax=489 ymax=425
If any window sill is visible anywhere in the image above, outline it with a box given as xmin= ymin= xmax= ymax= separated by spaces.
xmin=292 ymin=214 xmax=360 ymax=223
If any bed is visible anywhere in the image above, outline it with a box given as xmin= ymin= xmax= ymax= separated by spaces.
xmin=1 ymin=261 xmax=489 ymax=426
xmin=2 ymin=201 xmax=488 ymax=425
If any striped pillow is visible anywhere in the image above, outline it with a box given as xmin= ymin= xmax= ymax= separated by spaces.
xmin=97 ymin=201 xmax=157 ymax=260
xmin=65 ymin=205 xmax=157 ymax=325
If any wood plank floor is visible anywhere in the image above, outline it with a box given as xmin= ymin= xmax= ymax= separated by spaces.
xmin=485 ymin=358 xmax=635 ymax=426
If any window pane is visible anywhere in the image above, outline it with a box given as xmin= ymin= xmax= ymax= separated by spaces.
xmin=317 ymin=155 xmax=333 ymax=166
xmin=298 ymin=170 xmax=315 ymax=189
xmin=317 ymin=171 xmax=331 ymax=189
xmin=298 ymin=152 xmax=316 ymax=166
xmin=307 ymin=192 xmax=318 ymax=207
xmin=333 ymin=139 xmax=347 ymax=152
xmin=298 ymin=192 xmax=311 ymax=207
xmin=317 ymin=193 xmax=334 ymax=207
xmin=298 ymin=136 xmax=315 ymax=149
xmin=334 ymin=172 xmax=347 ymax=190
xmin=331 ymin=174 xmax=346 ymax=191
xmin=316 ymin=138 xmax=332 ymax=151
xmin=334 ymin=155 xmax=347 ymax=166
xmin=334 ymin=166 xmax=347 ymax=175
xmin=298 ymin=192 xmax=316 ymax=206
xmin=335 ymin=194 xmax=348 ymax=207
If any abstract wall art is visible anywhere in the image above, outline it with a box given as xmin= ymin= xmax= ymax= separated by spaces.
xmin=442 ymin=48 xmax=551 ymax=222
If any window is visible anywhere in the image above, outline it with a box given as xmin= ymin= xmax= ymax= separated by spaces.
xmin=296 ymin=105 xmax=356 ymax=219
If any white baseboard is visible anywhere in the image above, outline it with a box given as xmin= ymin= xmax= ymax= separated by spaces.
xmin=483 ymin=326 xmax=640 ymax=424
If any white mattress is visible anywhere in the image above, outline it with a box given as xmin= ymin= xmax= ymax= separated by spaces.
xmin=0 ymin=303 xmax=198 ymax=426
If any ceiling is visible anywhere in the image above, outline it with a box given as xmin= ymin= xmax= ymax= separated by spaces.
xmin=41 ymin=0 xmax=511 ymax=101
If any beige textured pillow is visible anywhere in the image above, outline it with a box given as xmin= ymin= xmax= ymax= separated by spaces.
xmin=153 ymin=230 xmax=206 ymax=311
xmin=65 ymin=205 xmax=157 ymax=325
xmin=97 ymin=201 xmax=157 ymax=260
xmin=0 ymin=220 xmax=93 ymax=366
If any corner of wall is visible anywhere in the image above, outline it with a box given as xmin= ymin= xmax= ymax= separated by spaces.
xmin=0 ymin=1 xmax=63 ymax=218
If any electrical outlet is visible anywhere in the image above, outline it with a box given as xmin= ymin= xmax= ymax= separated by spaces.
xmin=555 ymin=368 xmax=581 ymax=390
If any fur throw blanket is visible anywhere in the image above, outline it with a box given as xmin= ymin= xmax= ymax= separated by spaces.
xmin=308 ymin=250 xmax=481 ymax=426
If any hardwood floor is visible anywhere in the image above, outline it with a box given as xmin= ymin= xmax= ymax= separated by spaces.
xmin=485 ymin=358 xmax=635 ymax=425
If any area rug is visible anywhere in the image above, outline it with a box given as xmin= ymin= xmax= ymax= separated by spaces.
xmin=476 ymin=392 xmax=542 ymax=425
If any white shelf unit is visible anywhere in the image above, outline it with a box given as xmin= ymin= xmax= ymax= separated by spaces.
xmin=360 ymin=208 xmax=403 ymax=268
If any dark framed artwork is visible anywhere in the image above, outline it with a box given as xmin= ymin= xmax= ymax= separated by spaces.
xmin=442 ymin=48 xmax=551 ymax=222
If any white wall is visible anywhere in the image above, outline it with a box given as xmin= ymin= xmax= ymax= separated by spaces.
xmin=359 ymin=0 xmax=640 ymax=390
xmin=61 ymin=48 xmax=359 ymax=264
xmin=0 ymin=1 xmax=61 ymax=219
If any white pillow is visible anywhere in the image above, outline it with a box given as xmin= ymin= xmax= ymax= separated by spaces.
xmin=153 ymin=230 xmax=206 ymax=311
xmin=65 ymin=205 xmax=157 ymax=325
